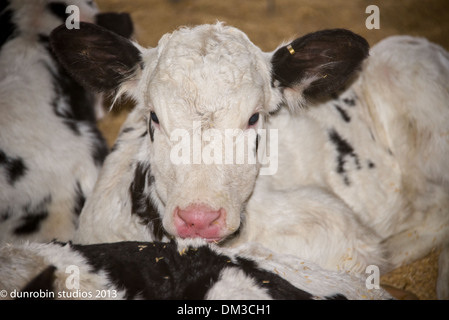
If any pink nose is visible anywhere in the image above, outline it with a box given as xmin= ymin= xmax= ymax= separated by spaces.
xmin=174 ymin=204 xmax=226 ymax=241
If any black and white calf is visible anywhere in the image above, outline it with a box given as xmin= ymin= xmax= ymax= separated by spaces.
xmin=0 ymin=240 xmax=392 ymax=300
xmin=50 ymin=23 xmax=449 ymax=298
xmin=0 ymin=0 xmax=133 ymax=244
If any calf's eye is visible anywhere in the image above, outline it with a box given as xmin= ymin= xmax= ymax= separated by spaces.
xmin=248 ymin=113 xmax=259 ymax=126
xmin=150 ymin=111 xmax=159 ymax=124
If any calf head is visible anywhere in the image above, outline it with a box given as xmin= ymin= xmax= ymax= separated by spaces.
xmin=50 ymin=22 xmax=368 ymax=242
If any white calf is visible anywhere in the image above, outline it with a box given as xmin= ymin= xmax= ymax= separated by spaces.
xmin=0 ymin=0 xmax=133 ymax=244
xmin=0 ymin=240 xmax=392 ymax=300
xmin=50 ymin=23 xmax=449 ymax=298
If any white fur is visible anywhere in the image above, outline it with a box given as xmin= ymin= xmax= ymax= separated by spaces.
xmin=0 ymin=241 xmax=126 ymax=300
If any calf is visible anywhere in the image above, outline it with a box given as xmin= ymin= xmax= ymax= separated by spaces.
xmin=0 ymin=0 xmax=133 ymax=244
xmin=0 ymin=240 xmax=392 ymax=300
xmin=50 ymin=22 xmax=449 ymax=298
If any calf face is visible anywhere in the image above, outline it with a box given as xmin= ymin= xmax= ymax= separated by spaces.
xmin=50 ymin=22 xmax=368 ymax=242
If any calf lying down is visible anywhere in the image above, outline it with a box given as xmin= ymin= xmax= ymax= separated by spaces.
xmin=0 ymin=240 xmax=391 ymax=300
xmin=0 ymin=0 xmax=133 ymax=244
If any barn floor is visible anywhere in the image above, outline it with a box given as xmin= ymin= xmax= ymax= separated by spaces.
xmin=94 ymin=0 xmax=449 ymax=300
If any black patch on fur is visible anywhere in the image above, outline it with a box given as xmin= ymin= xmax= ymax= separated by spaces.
xmin=71 ymin=241 xmax=316 ymax=300
xmin=20 ymin=265 xmax=56 ymax=299
xmin=235 ymin=257 xmax=314 ymax=300
xmin=0 ymin=149 xmax=27 ymax=185
xmin=73 ymin=181 xmax=85 ymax=217
xmin=367 ymin=160 xmax=376 ymax=169
xmin=13 ymin=211 xmax=48 ymax=235
xmin=46 ymin=61 xmax=95 ymax=134
xmin=46 ymin=2 xmax=69 ymax=22
xmin=72 ymin=241 xmax=228 ymax=299
xmin=334 ymin=104 xmax=351 ymax=122
xmin=13 ymin=196 xmax=51 ymax=235
xmin=0 ymin=0 xmax=17 ymax=49
xmin=87 ymin=125 xmax=109 ymax=167
xmin=129 ymin=162 xmax=165 ymax=241
xmin=43 ymin=61 xmax=109 ymax=166
xmin=1 ymin=208 xmax=11 ymax=222
xmin=328 ymin=129 xmax=361 ymax=185
xmin=342 ymin=97 xmax=357 ymax=107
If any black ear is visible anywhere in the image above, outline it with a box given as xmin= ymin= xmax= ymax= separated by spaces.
xmin=95 ymin=12 xmax=134 ymax=39
xmin=271 ymin=29 xmax=369 ymax=102
xmin=50 ymin=22 xmax=142 ymax=92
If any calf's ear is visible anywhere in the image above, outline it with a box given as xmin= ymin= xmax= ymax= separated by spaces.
xmin=50 ymin=22 xmax=142 ymax=92
xmin=95 ymin=12 xmax=134 ymax=39
xmin=271 ymin=29 xmax=369 ymax=108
